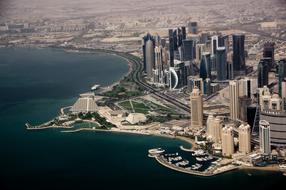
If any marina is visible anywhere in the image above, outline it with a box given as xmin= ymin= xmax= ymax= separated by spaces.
xmin=148 ymin=148 xmax=240 ymax=177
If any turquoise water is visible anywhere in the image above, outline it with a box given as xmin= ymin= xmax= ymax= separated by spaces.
xmin=0 ymin=48 xmax=284 ymax=190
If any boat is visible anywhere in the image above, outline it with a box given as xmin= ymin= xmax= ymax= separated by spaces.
xmin=148 ymin=148 xmax=165 ymax=155
xmin=192 ymin=149 xmax=207 ymax=157
xmin=196 ymin=157 xmax=204 ymax=162
xmin=191 ymin=163 xmax=202 ymax=170
xmin=91 ymin=84 xmax=100 ymax=91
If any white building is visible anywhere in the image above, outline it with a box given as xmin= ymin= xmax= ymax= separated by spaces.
xmin=238 ymin=123 xmax=251 ymax=154
xmin=229 ymin=80 xmax=239 ymax=120
xmin=221 ymin=124 xmax=234 ymax=157
xmin=259 ymin=120 xmax=271 ymax=155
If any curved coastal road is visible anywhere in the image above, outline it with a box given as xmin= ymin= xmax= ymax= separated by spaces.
xmin=118 ymin=53 xmax=191 ymax=113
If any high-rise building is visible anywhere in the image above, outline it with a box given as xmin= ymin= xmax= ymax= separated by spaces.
xmin=173 ymin=29 xmax=178 ymax=51
xmin=282 ymin=79 xmax=286 ymax=111
xmin=188 ymin=22 xmax=198 ymax=34
xmin=239 ymin=77 xmax=253 ymax=98
xmin=190 ymin=86 xmax=203 ymax=128
xmin=259 ymin=86 xmax=271 ymax=111
xmin=216 ymin=47 xmax=227 ymax=81
xmin=200 ymin=52 xmax=211 ymax=80
xmin=232 ymin=34 xmax=245 ymax=72
xmin=182 ymin=26 xmax=187 ymax=41
xmin=182 ymin=39 xmax=194 ymax=61
xmin=168 ymin=29 xmax=175 ymax=67
xmin=200 ymin=32 xmax=209 ymax=44
xmin=221 ymin=125 xmax=234 ymax=157
xmin=204 ymin=78 xmax=211 ymax=96
xmin=263 ymin=42 xmax=275 ymax=69
xmin=257 ymin=58 xmax=269 ymax=88
xmin=145 ymin=39 xmax=155 ymax=78
xmin=188 ymin=77 xmax=204 ymax=94
xmin=259 ymin=120 xmax=271 ymax=155
xmin=278 ymin=59 xmax=286 ymax=97
xmin=207 ymin=115 xmax=223 ymax=143
xmin=142 ymin=33 xmax=155 ymax=72
xmin=218 ymin=35 xmax=229 ymax=52
xmin=239 ymin=96 xmax=252 ymax=122
xmin=229 ymin=80 xmax=239 ymax=120
xmin=195 ymin=44 xmax=206 ymax=64
xmin=153 ymin=46 xmax=164 ymax=83
xmin=211 ymin=36 xmax=218 ymax=56
xmin=238 ymin=124 xmax=251 ymax=154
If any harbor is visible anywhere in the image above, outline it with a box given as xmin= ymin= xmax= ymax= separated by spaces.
xmin=149 ymin=148 xmax=239 ymax=177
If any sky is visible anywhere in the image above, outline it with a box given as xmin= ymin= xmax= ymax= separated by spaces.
xmin=0 ymin=0 xmax=285 ymax=20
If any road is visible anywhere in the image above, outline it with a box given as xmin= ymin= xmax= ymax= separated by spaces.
xmin=119 ymin=53 xmax=191 ymax=113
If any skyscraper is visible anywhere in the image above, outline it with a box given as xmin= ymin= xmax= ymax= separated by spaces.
xmin=153 ymin=46 xmax=163 ymax=83
xmin=259 ymin=120 xmax=271 ymax=155
xmin=195 ymin=44 xmax=206 ymax=64
xmin=257 ymin=58 xmax=269 ymax=88
xmin=221 ymin=125 xmax=234 ymax=157
xmin=239 ymin=77 xmax=254 ymax=98
xmin=229 ymin=80 xmax=239 ymax=120
xmin=168 ymin=29 xmax=175 ymax=67
xmin=188 ymin=77 xmax=204 ymax=94
xmin=232 ymin=34 xmax=245 ymax=72
xmin=188 ymin=22 xmax=198 ymax=34
xmin=190 ymin=86 xmax=203 ymax=128
xmin=211 ymin=36 xmax=218 ymax=56
xmin=145 ymin=39 xmax=155 ymax=78
xmin=182 ymin=39 xmax=194 ymax=61
xmin=216 ymin=47 xmax=227 ymax=81
xmin=238 ymin=124 xmax=251 ymax=154
xmin=218 ymin=35 xmax=229 ymax=52
xmin=200 ymin=53 xmax=211 ymax=80
xmin=278 ymin=59 xmax=286 ymax=97
xmin=182 ymin=26 xmax=187 ymax=41
xmin=142 ymin=33 xmax=155 ymax=72
xmin=263 ymin=42 xmax=275 ymax=69
xmin=282 ymin=79 xmax=286 ymax=111
xmin=207 ymin=115 xmax=222 ymax=143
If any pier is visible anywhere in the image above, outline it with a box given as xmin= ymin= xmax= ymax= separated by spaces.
xmin=150 ymin=154 xmax=239 ymax=177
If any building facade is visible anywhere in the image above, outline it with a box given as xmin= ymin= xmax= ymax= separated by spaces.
xmin=190 ymin=87 xmax=203 ymax=128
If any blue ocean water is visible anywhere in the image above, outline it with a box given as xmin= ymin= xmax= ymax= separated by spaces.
xmin=0 ymin=48 xmax=284 ymax=190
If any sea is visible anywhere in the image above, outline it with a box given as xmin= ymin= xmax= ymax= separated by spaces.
xmin=0 ymin=48 xmax=284 ymax=190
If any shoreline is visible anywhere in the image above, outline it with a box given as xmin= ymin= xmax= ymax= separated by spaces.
xmin=21 ymin=45 xmax=285 ymax=177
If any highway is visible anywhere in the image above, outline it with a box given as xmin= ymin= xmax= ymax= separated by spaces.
xmin=118 ymin=53 xmax=191 ymax=113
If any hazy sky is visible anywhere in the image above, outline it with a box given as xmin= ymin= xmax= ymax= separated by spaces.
xmin=0 ymin=0 xmax=285 ymax=20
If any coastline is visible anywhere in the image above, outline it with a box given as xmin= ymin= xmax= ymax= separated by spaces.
xmin=20 ymin=46 xmax=285 ymax=177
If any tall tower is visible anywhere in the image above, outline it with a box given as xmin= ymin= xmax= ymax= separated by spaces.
xmin=142 ymin=33 xmax=154 ymax=72
xmin=154 ymin=46 xmax=163 ymax=83
xmin=145 ymin=39 xmax=155 ymax=78
xmin=229 ymin=80 xmax=239 ymax=120
xmin=200 ymin=52 xmax=211 ymax=80
xmin=259 ymin=120 xmax=271 ymax=155
xmin=211 ymin=36 xmax=218 ymax=56
xmin=168 ymin=29 xmax=175 ymax=67
xmin=190 ymin=86 xmax=203 ymax=128
xmin=216 ymin=47 xmax=227 ymax=81
xmin=238 ymin=123 xmax=251 ymax=154
xmin=257 ymin=58 xmax=269 ymax=88
xmin=278 ymin=59 xmax=286 ymax=97
xmin=182 ymin=39 xmax=194 ymax=61
xmin=221 ymin=125 xmax=234 ymax=157
xmin=239 ymin=77 xmax=253 ymax=98
xmin=232 ymin=34 xmax=245 ymax=72
xmin=263 ymin=42 xmax=275 ymax=69
xmin=207 ymin=116 xmax=222 ymax=143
